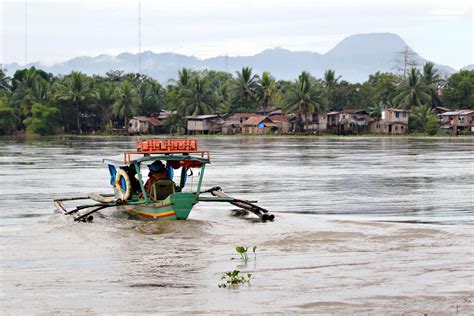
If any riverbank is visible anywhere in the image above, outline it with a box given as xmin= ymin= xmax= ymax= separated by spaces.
xmin=2 ymin=132 xmax=473 ymax=140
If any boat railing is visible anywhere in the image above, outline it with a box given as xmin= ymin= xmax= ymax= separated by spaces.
xmin=123 ymin=150 xmax=210 ymax=164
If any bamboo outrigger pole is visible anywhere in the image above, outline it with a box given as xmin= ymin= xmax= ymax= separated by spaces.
xmin=54 ymin=195 xmax=120 ymax=222
xmin=200 ymin=187 xmax=275 ymax=221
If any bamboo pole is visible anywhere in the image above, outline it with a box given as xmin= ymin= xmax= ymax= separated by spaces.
xmin=209 ymin=188 xmax=274 ymax=221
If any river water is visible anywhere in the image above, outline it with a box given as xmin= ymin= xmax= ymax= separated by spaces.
xmin=0 ymin=136 xmax=473 ymax=314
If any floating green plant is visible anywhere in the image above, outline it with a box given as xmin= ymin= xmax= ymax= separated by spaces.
xmin=235 ymin=246 xmax=248 ymax=262
xmin=235 ymin=245 xmax=257 ymax=262
xmin=218 ymin=270 xmax=252 ymax=288
xmin=218 ymin=246 xmax=258 ymax=288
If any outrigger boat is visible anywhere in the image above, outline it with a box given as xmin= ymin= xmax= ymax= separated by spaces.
xmin=54 ymin=139 xmax=274 ymax=222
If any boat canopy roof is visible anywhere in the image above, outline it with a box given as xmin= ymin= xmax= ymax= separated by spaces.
xmin=103 ymin=154 xmax=210 ymax=167
xmin=103 ymin=139 xmax=210 ymax=167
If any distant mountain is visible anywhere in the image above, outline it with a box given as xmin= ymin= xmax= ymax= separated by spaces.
xmin=461 ymin=64 xmax=474 ymax=71
xmin=3 ymin=33 xmax=457 ymax=83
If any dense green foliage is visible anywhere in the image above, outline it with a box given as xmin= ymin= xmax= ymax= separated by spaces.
xmin=441 ymin=70 xmax=474 ymax=108
xmin=425 ymin=116 xmax=441 ymax=136
xmin=0 ymin=96 xmax=18 ymax=135
xmin=0 ymin=65 xmax=471 ymax=136
xmin=409 ymin=104 xmax=435 ymax=133
xmin=23 ymin=103 xmax=60 ymax=135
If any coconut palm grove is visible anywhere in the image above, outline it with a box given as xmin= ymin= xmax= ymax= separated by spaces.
xmin=0 ymin=64 xmax=473 ymax=136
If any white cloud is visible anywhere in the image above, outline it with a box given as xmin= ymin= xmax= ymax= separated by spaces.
xmin=1 ymin=0 xmax=472 ymax=68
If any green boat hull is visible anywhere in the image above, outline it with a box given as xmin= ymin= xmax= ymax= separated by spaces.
xmin=118 ymin=192 xmax=198 ymax=220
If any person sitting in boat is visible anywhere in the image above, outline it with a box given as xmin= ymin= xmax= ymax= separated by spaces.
xmin=122 ymin=166 xmax=141 ymax=194
xmin=145 ymin=161 xmax=178 ymax=201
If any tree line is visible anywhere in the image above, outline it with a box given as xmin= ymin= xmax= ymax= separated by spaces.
xmin=0 ymin=64 xmax=472 ymax=135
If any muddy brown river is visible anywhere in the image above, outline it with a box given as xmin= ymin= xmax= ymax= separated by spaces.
xmin=0 ymin=136 xmax=473 ymax=314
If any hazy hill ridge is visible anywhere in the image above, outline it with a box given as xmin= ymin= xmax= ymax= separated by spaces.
xmin=4 ymin=33 xmax=457 ymax=83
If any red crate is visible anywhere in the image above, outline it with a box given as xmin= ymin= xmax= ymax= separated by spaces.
xmin=137 ymin=139 xmax=199 ymax=152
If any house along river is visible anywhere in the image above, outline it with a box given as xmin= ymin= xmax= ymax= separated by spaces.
xmin=0 ymin=136 xmax=473 ymax=314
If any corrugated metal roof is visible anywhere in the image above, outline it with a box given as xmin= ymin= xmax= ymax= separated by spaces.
xmin=270 ymin=115 xmax=289 ymax=122
xmin=130 ymin=116 xmax=162 ymax=126
xmin=131 ymin=116 xmax=149 ymax=121
xmin=439 ymin=110 xmax=474 ymax=116
xmin=146 ymin=117 xmax=162 ymax=126
xmin=243 ymin=115 xmax=270 ymax=126
xmin=385 ymin=108 xmax=410 ymax=112
xmin=185 ymin=115 xmax=220 ymax=120
xmin=434 ymin=106 xmax=452 ymax=112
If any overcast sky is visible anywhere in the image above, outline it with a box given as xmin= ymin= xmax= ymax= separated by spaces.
xmin=1 ymin=0 xmax=472 ymax=69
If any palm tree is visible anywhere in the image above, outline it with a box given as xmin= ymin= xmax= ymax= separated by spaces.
xmin=323 ymin=69 xmax=341 ymax=89
xmin=112 ymin=80 xmax=140 ymax=128
xmin=176 ymin=68 xmax=192 ymax=89
xmin=256 ymin=71 xmax=279 ymax=116
xmin=0 ymin=69 xmax=12 ymax=93
xmin=163 ymin=114 xmax=184 ymax=134
xmin=422 ymin=62 xmax=441 ymax=85
xmin=55 ymin=71 xmax=94 ymax=133
xmin=411 ymin=103 xmax=434 ymax=132
xmin=368 ymin=101 xmax=395 ymax=119
xmin=323 ymin=69 xmax=341 ymax=108
xmin=164 ymin=85 xmax=180 ymax=111
xmin=179 ymin=76 xmax=216 ymax=116
xmin=216 ymin=83 xmax=231 ymax=114
xmin=105 ymin=70 xmax=125 ymax=83
xmin=94 ymin=83 xmax=114 ymax=130
xmin=232 ymin=67 xmax=259 ymax=103
xmin=138 ymin=79 xmax=164 ymax=115
xmin=422 ymin=62 xmax=443 ymax=107
xmin=171 ymin=68 xmax=195 ymax=114
xmin=283 ymin=71 xmax=327 ymax=133
xmin=394 ymin=67 xmax=431 ymax=109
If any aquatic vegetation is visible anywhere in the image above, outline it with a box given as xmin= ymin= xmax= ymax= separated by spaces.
xmin=218 ymin=246 xmax=257 ymax=288
xmin=235 ymin=245 xmax=257 ymax=262
xmin=218 ymin=270 xmax=252 ymax=288
xmin=235 ymin=246 xmax=248 ymax=261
